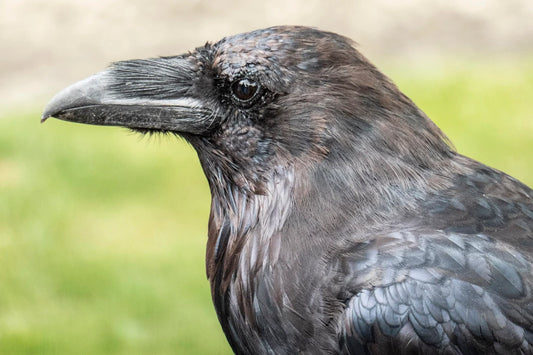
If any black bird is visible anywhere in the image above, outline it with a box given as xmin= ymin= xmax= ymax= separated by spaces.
xmin=42 ymin=26 xmax=533 ymax=354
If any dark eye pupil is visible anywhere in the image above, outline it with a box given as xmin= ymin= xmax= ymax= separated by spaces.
xmin=231 ymin=79 xmax=258 ymax=101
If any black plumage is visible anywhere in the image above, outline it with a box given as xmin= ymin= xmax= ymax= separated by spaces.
xmin=42 ymin=26 xmax=533 ymax=354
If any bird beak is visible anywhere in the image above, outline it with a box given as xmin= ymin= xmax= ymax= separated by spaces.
xmin=41 ymin=57 xmax=214 ymax=135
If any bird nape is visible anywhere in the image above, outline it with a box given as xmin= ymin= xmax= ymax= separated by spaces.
xmin=42 ymin=26 xmax=533 ymax=354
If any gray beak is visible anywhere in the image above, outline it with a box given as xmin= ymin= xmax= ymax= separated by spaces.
xmin=42 ymin=57 xmax=215 ymax=135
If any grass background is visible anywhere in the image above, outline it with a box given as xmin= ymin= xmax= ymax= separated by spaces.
xmin=0 ymin=59 xmax=532 ymax=354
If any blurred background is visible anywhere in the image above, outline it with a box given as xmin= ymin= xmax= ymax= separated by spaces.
xmin=1 ymin=0 xmax=532 ymax=353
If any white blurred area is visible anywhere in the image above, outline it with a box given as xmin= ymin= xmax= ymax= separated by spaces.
xmin=1 ymin=0 xmax=532 ymax=114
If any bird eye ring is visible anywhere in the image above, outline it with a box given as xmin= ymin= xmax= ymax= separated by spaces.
xmin=231 ymin=79 xmax=260 ymax=102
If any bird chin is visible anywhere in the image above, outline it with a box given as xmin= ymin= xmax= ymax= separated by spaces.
xmin=128 ymin=127 xmax=178 ymax=136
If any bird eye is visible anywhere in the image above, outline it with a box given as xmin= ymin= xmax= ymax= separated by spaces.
xmin=231 ymin=79 xmax=259 ymax=102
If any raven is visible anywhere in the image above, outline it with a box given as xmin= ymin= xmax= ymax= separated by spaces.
xmin=42 ymin=26 xmax=533 ymax=354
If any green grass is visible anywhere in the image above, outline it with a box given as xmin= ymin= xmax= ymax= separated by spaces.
xmin=0 ymin=59 xmax=531 ymax=354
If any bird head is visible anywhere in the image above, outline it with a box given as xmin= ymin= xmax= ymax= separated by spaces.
xmin=42 ymin=26 xmax=452 ymax=197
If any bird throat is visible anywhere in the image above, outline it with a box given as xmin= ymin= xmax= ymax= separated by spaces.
xmin=205 ymin=165 xmax=295 ymax=346
xmin=206 ymin=165 xmax=294 ymax=284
